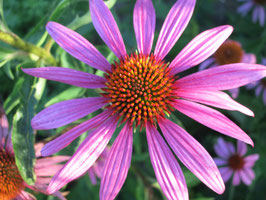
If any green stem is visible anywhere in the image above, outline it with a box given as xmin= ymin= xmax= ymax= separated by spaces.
xmin=228 ymin=179 xmax=235 ymax=200
xmin=0 ymin=30 xmax=56 ymax=65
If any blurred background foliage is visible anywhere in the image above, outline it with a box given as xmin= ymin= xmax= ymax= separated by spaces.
xmin=0 ymin=0 xmax=266 ymax=199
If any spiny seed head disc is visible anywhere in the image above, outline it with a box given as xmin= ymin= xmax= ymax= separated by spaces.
xmin=214 ymin=40 xmax=244 ymax=65
xmin=228 ymin=154 xmax=245 ymax=170
xmin=254 ymin=0 xmax=266 ymax=5
xmin=0 ymin=150 xmax=24 ymax=200
xmin=102 ymin=53 xmax=175 ymax=128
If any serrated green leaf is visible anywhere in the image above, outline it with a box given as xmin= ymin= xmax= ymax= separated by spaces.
xmin=12 ymin=74 xmax=37 ymax=185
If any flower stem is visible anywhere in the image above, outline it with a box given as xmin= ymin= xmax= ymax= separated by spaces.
xmin=0 ymin=30 xmax=56 ymax=65
xmin=228 ymin=179 xmax=235 ymax=200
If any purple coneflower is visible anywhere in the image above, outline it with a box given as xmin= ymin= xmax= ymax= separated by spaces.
xmin=23 ymin=0 xmax=266 ymax=199
xmin=0 ymin=106 xmax=68 ymax=200
xmin=214 ymin=137 xmax=259 ymax=185
xmin=237 ymin=0 xmax=266 ymax=26
xmin=199 ymin=39 xmax=256 ymax=98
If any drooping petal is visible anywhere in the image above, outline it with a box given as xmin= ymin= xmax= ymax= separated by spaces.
xmin=237 ymin=140 xmax=247 ymax=156
xmin=239 ymin=168 xmax=255 ymax=185
xmin=146 ymin=123 xmax=188 ymax=200
xmin=214 ymin=138 xmax=232 ymax=159
xmin=169 ymin=25 xmax=233 ymax=75
xmin=159 ymin=119 xmax=225 ymax=194
xmin=22 ymin=67 xmax=106 ymax=89
xmin=213 ymin=158 xmax=227 ymax=166
xmin=46 ymin=22 xmax=111 ymax=72
xmin=244 ymin=154 xmax=259 ymax=168
xmin=0 ymin=106 xmax=9 ymax=149
xmin=173 ymin=99 xmax=253 ymax=146
xmin=174 ymin=89 xmax=254 ymax=116
xmin=89 ymin=0 xmax=126 ymax=58
xmin=16 ymin=191 xmax=36 ymax=200
xmin=154 ymin=0 xmax=196 ymax=60
xmin=174 ymin=64 xmax=266 ymax=91
xmin=47 ymin=116 xmax=117 ymax=194
xmin=258 ymin=6 xmax=265 ymax=26
xmin=232 ymin=172 xmax=241 ymax=186
xmin=237 ymin=2 xmax=253 ymax=16
xmin=198 ymin=58 xmax=215 ymax=71
xmin=35 ymin=156 xmax=69 ymax=169
xmin=242 ymin=53 xmax=256 ymax=64
xmin=41 ymin=110 xmax=111 ymax=156
xmin=133 ymin=0 xmax=155 ymax=55
xmin=100 ymin=122 xmax=133 ymax=200
xmin=32 ymin=97 xmax=107 ymax=130
xmin=219 ymin=167 xmax=233 ymax=183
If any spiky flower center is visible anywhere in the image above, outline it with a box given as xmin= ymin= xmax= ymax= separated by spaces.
xmin=228 ymin=154 xmax=245 ymax=170
xmin=213 ymin=40 xmax=244 ymax=65
xmin=0 ymin=150 xmax=24 ymax=200
xmin=254 ymin=0 xmax=266 ymax=5
xmin=102 ymin=53 xmax=175 ymax=128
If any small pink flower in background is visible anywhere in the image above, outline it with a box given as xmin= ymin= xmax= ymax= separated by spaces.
xmin=88 ymin=147 xmax=110 ymax=185
xmin=246 ymin=58 xmax=266 ymax=104
xmin=199 ymin=39 xmax=256 ymax=98
xmin=237 ymin=0 xmax=266 ymax=26
xmin=214 ymin=137 xmax=259 ymax=185
xmin=22 ymin=0 xmax=266 ymax=199
xmin=0 ymin=106 xmax=68 ymax=200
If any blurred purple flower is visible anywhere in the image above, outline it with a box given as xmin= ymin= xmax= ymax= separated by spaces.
xmin=214 ymin=137 xmax=259 ymax=185
xmin=237 ymin=0 xmax=266 ymax=26
xmin=199 ymin=39 xmax=256 ymax=98
xmin=0 ymin=106 xmax=68 ymax=200
xmin=22 ymin=0 xmax=266 ymax=199
xmin=246 ymin=58 xmax=266 ymax=104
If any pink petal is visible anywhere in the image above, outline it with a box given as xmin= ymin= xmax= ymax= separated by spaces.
xmin=32 ymin=97 xmax=106 ymax=130
xmin=228 ymin=88 xmax=239 ymax=99
xmin=154 ymin=0 xmax=196 ymax=60
xmin=22 ymin=67 xmax=106 ymax=89
xmin=146 ymin=122 xmax=188 ymax=200
xmin=252 ymin=6 xmax=259 ymax=23
xmin=0 ymin=107 xmax=9 ymax=149
xmin=239 ymin=168 xmax=255 ymax=185
xmin=133 ymin=0 xmax=155 ymax=55
xmin=46 ymin=22 xmax=110 ymax=72
xmin=88 ymin=168 xmax=97 ymax=185
xmin=35 ymin=156 xmax=69 ymax=169
xmin=242 ymin=53 xmax=256 ymax=64
xmin=244 ymin=154 xmax=259 ymax=168
xmin=174 ymin=89 xmax=254 ymax=116
xmin=175 ymin=64 xmax=266 ymax=91
xmin=41 ymin=110 xmax=111 ymax=156
xmin=214 ymin=138 xmax=232 ymax=159
xmin=198 ymin=58 xmax=215 ymax=71
xmin=169 ymin=25 xmax=233 ymax=75
xmin=100 ymin=122 xmax=133 ymax=200
xmin=213 ymin=158 xmax=227 ymax=166
xmin=232 ymin=171 xmax=241 ymax=186
xmin=35 ymin=165 xmax=63 ymax=176
xmin=258 ymin=6 xmax=265 ymax=26
xmin=173 ymin=99 xmax=254 ymax=146
xmin=159 ymin=119 xmax=225 ymax=194
xmin=219 ymin=167 xmax=233 ymax=183
xmin=89 ymin=0 xmax=126 ymax=58
xmin=237 ymin=140 xmax=247 ymax=156
xmin=16 ymin=191 xmax=36 ymax=200
xmin=237 ymin=2 xmax=253 ymax=16
xmin=47 ymin=116 xmax=117 ymax=194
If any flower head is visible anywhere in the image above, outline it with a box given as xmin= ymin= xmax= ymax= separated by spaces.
xmin=23 ymin=0 xmax=266 ymax=199
xmin=237 ymin=0 xmax=266 ymax=26
xmin=199 ymin=39 xmax=256 ymax=98
xmin=214 ymin=137 xmax=259 ymax=185
xmin=0 ymin=106 xmax=68 ymax=200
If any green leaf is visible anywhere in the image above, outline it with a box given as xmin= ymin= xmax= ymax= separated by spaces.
xmin=12 ymin=74 xmax=37 ymax=185
xmin=45 ymin=86 xmax=84 ymax=107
